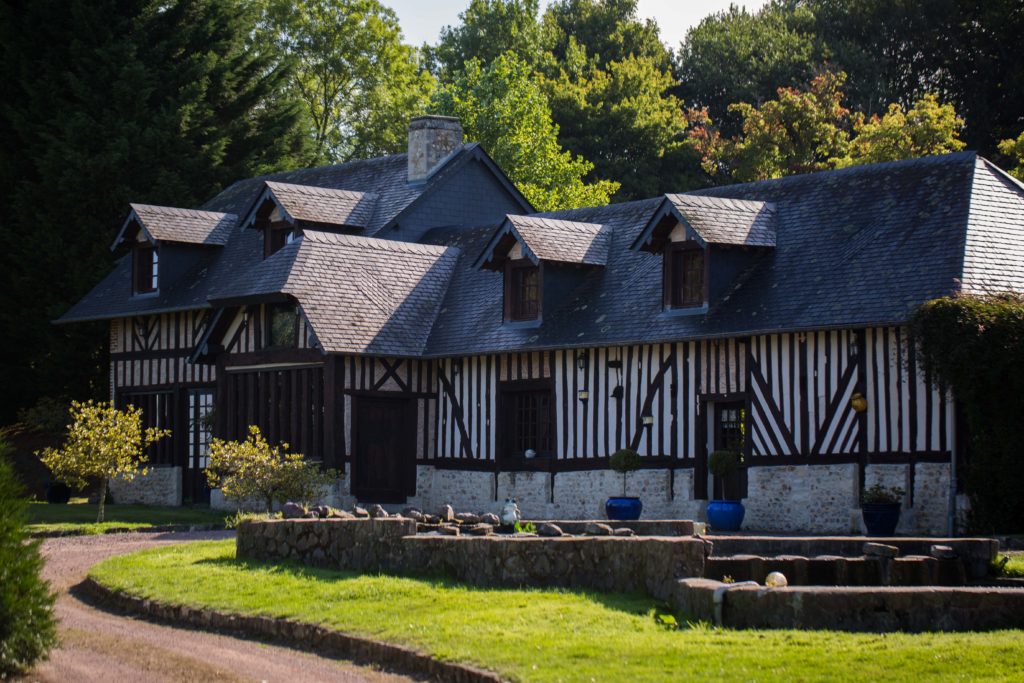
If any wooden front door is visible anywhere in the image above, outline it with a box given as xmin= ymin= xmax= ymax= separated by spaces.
xmin=353 ymin=396 xmax=416 ymax=503
xmin=713 ymin=401 xmax=748 ymax=499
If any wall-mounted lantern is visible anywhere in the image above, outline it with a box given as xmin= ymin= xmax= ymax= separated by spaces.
xmin=851 ymin=391 xmax=867 ymax=413
xmin=641 ymin=415 xmax=654 ymax=427
xmin=577 ymin=390 xmax=590 ymax=401
xmin=576 ymin=352 xmax=588 ymax=370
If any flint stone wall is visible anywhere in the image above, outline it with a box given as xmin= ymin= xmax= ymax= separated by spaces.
xmin=108 ymin=466 xmax=181 ymax=506
xmin=236 ymin=518 xmax=709 ymax=601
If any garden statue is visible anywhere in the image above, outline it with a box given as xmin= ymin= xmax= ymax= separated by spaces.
xmin=500 ymin=498 xmax=520 ymax=526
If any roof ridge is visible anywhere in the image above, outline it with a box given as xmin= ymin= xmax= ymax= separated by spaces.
xmin=301 ymin=230 xmax=450 ymax=255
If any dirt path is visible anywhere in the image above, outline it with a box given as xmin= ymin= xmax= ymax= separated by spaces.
xmin=21 ymin=531 xmax=416 ymax=683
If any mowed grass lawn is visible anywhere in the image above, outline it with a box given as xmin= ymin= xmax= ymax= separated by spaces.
xmin=90 ymin=541 xmax=1024 ymax=683
xmin=1004 ymin=551 xmax=1024 ymax=578
xmin=27 ymin=500 xmax=228 ymax=534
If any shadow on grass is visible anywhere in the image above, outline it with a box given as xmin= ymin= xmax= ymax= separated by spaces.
xmin=192 ymin=554 xmax=660 ymax=617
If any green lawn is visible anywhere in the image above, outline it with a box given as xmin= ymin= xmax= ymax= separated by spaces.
xmin=1004 ymin=552 xmax=1024 ymax=578
xmin=27 ymin=500 xmax=228 ymax=535
xmin=89 ymin=541 xmax=1024 ymax=682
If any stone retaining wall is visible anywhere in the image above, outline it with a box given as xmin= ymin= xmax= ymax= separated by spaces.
xmin=108 ymin=466 xmax=181 ymax=506
xmin=236 ymin=518 xmax=709 ymax=601
xmin=674 ymin=578 xmax=1024 ymax=632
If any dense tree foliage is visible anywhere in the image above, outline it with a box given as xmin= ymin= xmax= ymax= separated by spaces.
xmin=998 ymin=132 xmax=1024 ymax=181
xmin=690 ymin=72 xmax=966 ymax=182
xmin=910 ymin=294 xmax=1024 ymax=533
xmin=0 ymin=0 xmax=310 ymax=424
xmin=256 ymin=0 xmax=435 ymax=163
xmin=0 ymin=443 xmax=56 ymax=677
xmin=434 ymin=54 xmax=618 ymax=211
xmin=678 ymin=0 xmax=1024 ymax=159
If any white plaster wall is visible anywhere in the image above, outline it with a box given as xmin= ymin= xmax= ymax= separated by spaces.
xmin=109 ymin=466 xmax=182 ymax=507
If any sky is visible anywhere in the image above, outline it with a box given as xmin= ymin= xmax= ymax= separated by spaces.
xmin=387 ymin=1 xmax=770 ymax=49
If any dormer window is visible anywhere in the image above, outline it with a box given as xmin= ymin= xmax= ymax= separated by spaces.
xmin=265 ymin=223 xmax=297 ymax=258
xmin=505 ymin=259 xmax=540 ymax=322
xmin=133 ymin=244 xmax=159 ymax=294
xmin=664 ymin=241 xmax=705 ymax=309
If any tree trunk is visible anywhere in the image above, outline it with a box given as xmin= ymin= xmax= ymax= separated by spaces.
xmin=97 ymin=478 xmax=107 ymax=523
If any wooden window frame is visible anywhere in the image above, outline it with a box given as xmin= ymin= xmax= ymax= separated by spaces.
xmin=663 ymin=241 xmax=707 ymax=309
xmin=265 ymin=302 xmax=300 ymax=349
xmin=264 ymin=222 xmax=295 ymax=258
xmin=503 ymin=258 xmax=541 ymax=322
xmin=497 ymin=379 xmax=556 ymax=463
xmin=133 ymin=244 xmax=159 ymax=294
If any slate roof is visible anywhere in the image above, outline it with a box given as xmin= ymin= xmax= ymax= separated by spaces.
xmin=665 ymin=194 xmax=776 ymax=247
xmin=59 ymin=144 xmax=524 ymax=323
xmin=210 ymin=231 xmax=459 ymax=356
xmin=113 ymin=204 xmax=237 ymax=248
xmin=251 ymin=182 xmax=379 ymax=230
xmin=423 ymin=152 xmax=1023 ymax=356
xmin=475 ymin=215 xmax=610 ymax=269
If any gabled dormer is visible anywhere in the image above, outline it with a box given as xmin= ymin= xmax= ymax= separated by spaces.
xmin=632 ymin=194 xmax=776 ymax=313
xmin=110 ymin=204 xmax=236 ymax=297
xmin=475 ymin=214 xmax=610 ymax=325
xmin=242 ymin=182 xmax=379 ymax=258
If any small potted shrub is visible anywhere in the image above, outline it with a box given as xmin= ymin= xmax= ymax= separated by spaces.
xmin=606 ymin=448 xmax=642 ymax=521
xmin=861 ymin=483 xmax=904 ymax=536
xmin=706 ymin=450 xmax=745 ymax=531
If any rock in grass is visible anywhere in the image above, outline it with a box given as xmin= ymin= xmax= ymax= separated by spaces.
xmin=282 ymin=502 xmax=305 ymax=519
xmin=584 ymin=522 xmax=613 ymax=536
xmin=537 ymin=523 xmax=564 ymax=537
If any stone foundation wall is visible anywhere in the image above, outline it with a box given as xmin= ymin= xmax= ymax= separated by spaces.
xmin=108 ymin=466 xmax=182 ymax=506
xmin=236 ymin=518 xmax=709 ymax=601
xmin=743 ymin=463 xmax=952 ymax=535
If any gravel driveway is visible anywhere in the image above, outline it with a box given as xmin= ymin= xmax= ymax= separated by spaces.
xmin=21 ymin=531 xmax=416 ymax=683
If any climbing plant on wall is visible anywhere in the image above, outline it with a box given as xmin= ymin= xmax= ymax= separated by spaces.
xmin=909 ymin=293 xmax=1024 ymax=533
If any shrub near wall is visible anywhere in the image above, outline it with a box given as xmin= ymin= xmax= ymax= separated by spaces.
xmin=0 ymin=441 xmax=56 ymax=677
xmin=910 ymin=293 xmax=1024 ymax=532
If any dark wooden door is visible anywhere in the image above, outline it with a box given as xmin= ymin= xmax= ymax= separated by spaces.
xmin=713 ymin=401 xmax=748 ymax=499
xmin=353 ymin=397 xmax=416 ymax=503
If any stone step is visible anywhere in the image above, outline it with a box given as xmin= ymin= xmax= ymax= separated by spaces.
xmin=705 ymin=553 xmax=968 ymax=586
xmin=703 ymin=535 xmax=996 ymax=579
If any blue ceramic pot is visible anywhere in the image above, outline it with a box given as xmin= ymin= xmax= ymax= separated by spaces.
xmin=706 ymin=500 xmax=745 ymax=531
xmin=862 ymin=503 xmax=900 ymax=536
xmin=606 ymin=497 xmax=643 ymax=521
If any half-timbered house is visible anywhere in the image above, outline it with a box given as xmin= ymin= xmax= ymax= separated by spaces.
xmin=60 ymin=116 xmax=1024 ymax=534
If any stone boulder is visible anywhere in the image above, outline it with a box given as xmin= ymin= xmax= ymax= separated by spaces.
xmin=352 ymin=506 xmax=370 ymax=519
xmin=438 ymin=504 xmax=455 ymax=522
xmin=369 ymin=504 xmax=389 ymax=519
xmin=329 ymin=509 xmax=355 ymax=520
xmin=537 ymin=523 xmax=564 ymax=537
xmin=458 ymin=512 xmax=481 ymax=525
xmin=403 ymin=510 xmax=425 ymax=522
xmin=864 ymin=542 xmax=899 ymax=558
xmin=465 ymin=523 xmax=494 ymax=536
xmin=282 ymin=502 xmax=306 ymax=520
xmin=584 ymin=522 xmax=613 ymax=536
xmin=438 ymin=524 xmax=460 ymax=536
xmin=612 ymin=528 xmax=636 ymax=537
xmin=930 ymin=544 xmax=958 ymax=559
xmin=423 ymin=514 xmax=441 ymax=524
xmin=480 ymin=512 xmax=501 ymax=526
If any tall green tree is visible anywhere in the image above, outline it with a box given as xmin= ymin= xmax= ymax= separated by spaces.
xmin=841 ymin=94 xmax=965 ymax=166
xmin=541 ymin=0 xmax=670 ymax=71
xmin=998 ymin=132 xmax=1024 ymax=181
xmin=0 ymin=0 xmax=309 ymax=423
xmin=425 ymin=0 xmax=544 ymax=76
xmin=433 ymin=53 xmax=618 ymax=211
xmin=256 ymin=0 xmax=435 ymax=163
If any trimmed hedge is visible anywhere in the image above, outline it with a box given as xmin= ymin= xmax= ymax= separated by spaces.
xmin=910 ymin=293 xmax=1024 ymax=533
xmin=0 ymin=441 xmax=56 ymax=677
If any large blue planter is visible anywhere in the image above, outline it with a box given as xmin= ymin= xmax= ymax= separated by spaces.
xmin=606 ymin=497 xmax=643 ymax=521
xmin=862 ymin=503 xmax=901 ymax=536
xmin=706 ymin=500 xmax=745 ymax=532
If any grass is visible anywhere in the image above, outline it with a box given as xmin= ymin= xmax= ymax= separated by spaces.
xmin=27 ymin=500 xmax=228 ymax=535
xmin=1002 ymin=552 xmax=1024 ymax=578
xmin=90 ymin=540 xmax=1024 ymax=683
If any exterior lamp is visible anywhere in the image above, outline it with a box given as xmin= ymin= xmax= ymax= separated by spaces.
xmin=577 ymin=390 xmax=590 ymax=401
xmin=641 ymin=415 xmax=654 ymax=427
xmin=851 ymin=392 xmax=868 ymax=413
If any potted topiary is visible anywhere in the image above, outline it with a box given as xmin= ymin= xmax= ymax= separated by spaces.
xmin=606 ymin=448 xmax=642 ymax=521
xmin=706 ymin=450 xmax=745 ymax=531
xmin=861 ymin=484 xmax=904 ymax=536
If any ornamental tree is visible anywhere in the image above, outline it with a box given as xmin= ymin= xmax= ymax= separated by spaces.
xmin=205 ymin=426 xmax=339 ymax=514
xmin=37 ymin=400 xmax=168 ymax=523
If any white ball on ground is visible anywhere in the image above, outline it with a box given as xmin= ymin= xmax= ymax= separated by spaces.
xmin=765 ymin=571 xmax=789 ymax=587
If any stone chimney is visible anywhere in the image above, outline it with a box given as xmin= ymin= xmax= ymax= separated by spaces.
xmin=407 ymin=115 xmax=463 ymax=183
